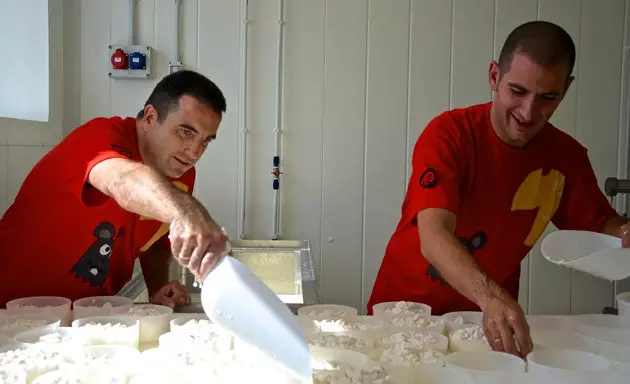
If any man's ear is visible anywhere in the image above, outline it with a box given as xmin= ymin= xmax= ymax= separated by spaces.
xmin=143 ymin=105 xmax=159 ymax=127
xmin=561 ymin=75 xmax=575 ymax=99
xmin=489 ymin=60 xmax=501 ymax=92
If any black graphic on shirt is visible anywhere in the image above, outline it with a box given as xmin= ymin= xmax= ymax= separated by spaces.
xmin=69 ymin=222 xmax=124 ymax=287
xmin=426 ymin=231 xmax=488 ymax=285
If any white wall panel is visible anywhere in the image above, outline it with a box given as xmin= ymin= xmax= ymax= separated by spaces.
xmin=451 ymin=0 xmax=495 ymax=107
xmin=406 ymin=0 xmax=453 ymax=180
xmin=6 ymin=146 xmax=52 ymax=205
xmin=244 ymin=0 xmax=280 ymax=240
xmin=571 ymin=0 xmax=626 ymax=315
xmin=320 ymin=0 xmax=368 ymax=309
xmin=362 ymin=0 xmax=411 ymax=310
xmin=532 ymin=0 xmax=583 ymax=315
xmin=281 ymin=1 xmax=326 ymax=282
xmin=196 ymin=0 xmax=241 ymax=238
xmin=80 ymin=0 xmax=111 ymax=121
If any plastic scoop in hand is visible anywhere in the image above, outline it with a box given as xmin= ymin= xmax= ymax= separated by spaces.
xmin=541 ymin=230 xmax=630 ymax=281
xmin=200 ymin=254 xmax=313 ymax=383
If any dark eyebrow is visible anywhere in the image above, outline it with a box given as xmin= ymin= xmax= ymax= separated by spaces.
xmin=507 ymin=82 xmax=560 ymax=98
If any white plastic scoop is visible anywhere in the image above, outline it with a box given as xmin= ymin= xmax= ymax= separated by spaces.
xmin=200 ymin=255 xmax=313 ymax=383
xmin=540 ymin=230 xmax=630 ymax=281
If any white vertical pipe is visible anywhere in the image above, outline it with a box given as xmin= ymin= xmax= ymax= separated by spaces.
xmin=128 ymin=0 xmax=135 ymax=45
xmin=271 ymin=0 xmax=285 ymax=240
xmin=171 ymin=0 xmax=183 ymax=73
xmin=237 ymin=0 xmax=250 ymax=239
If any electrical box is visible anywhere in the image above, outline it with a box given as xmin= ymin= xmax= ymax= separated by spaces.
xmin=107 ymin=44 xmax=154 ymax=80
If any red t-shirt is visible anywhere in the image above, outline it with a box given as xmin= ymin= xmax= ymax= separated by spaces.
xmin=0 ymin=117 xmax=195 ymax=307
xmin=367 ymin=102 xmax=618 ymax=315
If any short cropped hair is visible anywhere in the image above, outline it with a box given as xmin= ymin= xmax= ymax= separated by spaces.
xmin=498 ymin=21 xmax=576 ymax=79
xmin=137 ymin=70 xmax=227 ymax=122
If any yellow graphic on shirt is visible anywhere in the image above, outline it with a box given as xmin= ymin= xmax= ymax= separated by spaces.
xmin=511 ymin=169 xmax=565 ymax=246
xmin=139 ymin=181 xmax=189 ymax=252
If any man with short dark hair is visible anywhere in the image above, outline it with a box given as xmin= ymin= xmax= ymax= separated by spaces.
xmin=0 ymin=70 xmax=230 ymax=309
xmin=368 ymin=21 xmax=630 ymax=357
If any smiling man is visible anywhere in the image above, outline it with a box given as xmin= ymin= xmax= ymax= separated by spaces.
xmin=368 ymin=21 xmax=630 ymax=358
xmin=0 ymin=70 xmax=230 ymax=309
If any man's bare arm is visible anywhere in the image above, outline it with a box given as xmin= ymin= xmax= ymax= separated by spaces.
xmin=416 ymin=207 xmax=532 ymax=356
xmin=88 ymin=158 xmax=205 ymax=223
xmin=416 ymin=208 xmax=505 ymax=310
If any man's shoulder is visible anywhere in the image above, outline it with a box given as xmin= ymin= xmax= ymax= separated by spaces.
xmin=422 ymin=102 xmax=490 ymax=140
xmin=72 ymin=116 xmax=134 ymax=136
xmin=542 ymin=122 xmax=586 ymax=153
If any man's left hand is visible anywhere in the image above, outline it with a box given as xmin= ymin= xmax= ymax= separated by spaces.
xmin=149 ymin=280 xmax=191 ymax=308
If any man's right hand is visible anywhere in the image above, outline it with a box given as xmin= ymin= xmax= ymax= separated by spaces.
xmin=482 ymin=292 xmax=533 ymax=358
xmin=168 ymin=206 xmax=229 ymax=282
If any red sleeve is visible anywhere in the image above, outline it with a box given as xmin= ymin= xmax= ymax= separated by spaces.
xmin=404 ymin=112 xmax=470 ymax=225
xmin=552 ymin=145 xmax=618 ymax=231
xmin=63 ymin=117 xmax=138 ymax=207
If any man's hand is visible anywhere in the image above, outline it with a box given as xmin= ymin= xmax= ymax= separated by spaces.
xmin=482 ymin=292 xmax=533 ymax=358
xmin=149 ymin=280 xmax=191 ymax=308
xmin=169 ymin=212 xmax=229 ymax=283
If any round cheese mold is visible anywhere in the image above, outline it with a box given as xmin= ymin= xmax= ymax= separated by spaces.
xmin=72 ymin=296 xmax=133 ymax=320
xmin=314 ymin=316 xmax=386 ymax=333
xmin=13 ymin=326 xmax=91 ymax=349
xmin=442 ymin=311 xmax=483 ymax=332
xmin=377 ymin=330 xmax=448 ymax=354
xmin=372 ymin=301 xmax=432 ymax=318
xmin=0 ymin=314 xmax=61 ymax=337
xmin=126 ymin=304 xmax=173 ymax=347
xmin=297 ymin=304 xmax=358 ymax=319
xmin=5 ymin=297 xmax=72 ymax=327
xmin=71 ymin=316 xmax=139 ymax=348
xmin=448 ymin=325 xmax=491 ymax=352
xmin=0 ymin=344 xmax=63 ymax=383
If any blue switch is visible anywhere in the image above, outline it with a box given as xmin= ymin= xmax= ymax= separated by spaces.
xmin=129 ymin=51 xmax=146 ymax=70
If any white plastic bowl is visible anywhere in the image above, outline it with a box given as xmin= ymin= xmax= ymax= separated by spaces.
xmin=467 ymin=371 xmax=563 ymax=384
xmin=297 ymin=304 xmax=358 ymax=319
xmin=0 ymin=313 xmax=61 ymax=337
xmin=71 ymin=316 xmax=139 ymax=348
xmin=386 ymin=364 xmax=474 ymax=384
xmin=445 ymin=351 xmax=526 ymax=372
xmin=0 ymin=367 xmax=26 ymax=384
xmin=442 ymin=311 xmax=483 ymax=332
xmin=526 ymin=315 xmax=572 ymax=331
xmin=448 ymin=326 xmax=491 ymax=353
xmin=616 ymin=292 xmax=630 ymax=318
xmin=0 ymin=344 xmax=63 ymax=382
xmin=126 ymin=304 xmax=173 ymax=346
xmin=169 ymin=314 xmax=211 ymax=330
xmin=378 ymin=329 xmax=449 ymax=354
xmin=372 ymin=301 xmax=432 ymax=318
xmin=530 ymin=329 xmax=603 ymax=353
xmin=526 ymin=349 xmax=611 ymax=374
xmin=32 ymin=367 xmax=128 ymax=384
xmin=314 ymin=315 xmax=386 ymax=333
xmin=540 ymin=230 xmax=630 ymax=280
xmin=5 ymin=296 xmax=72 ymax=326
xmin=72 ymin=296 xmax=133 ymax=319
xmin=13 ymin=326 xmax=91 ymax=349
xmin=387 ymin=314 xmax=445 ymax=334
xmin=64 ymin=345 xmax=141 ymax=372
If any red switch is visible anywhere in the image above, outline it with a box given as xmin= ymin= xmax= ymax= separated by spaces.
xmin=110 ymin=48 xmax=128 ymax=70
